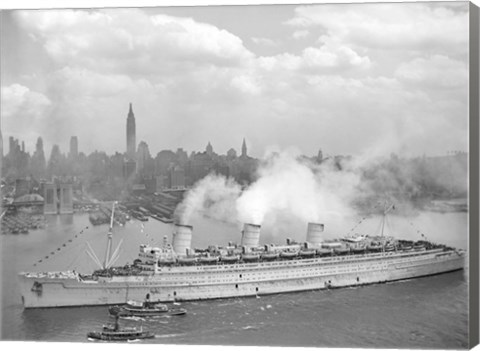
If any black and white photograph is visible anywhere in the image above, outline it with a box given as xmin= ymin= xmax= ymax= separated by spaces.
xmin=1 ymin=0 xmax=478 ymax=349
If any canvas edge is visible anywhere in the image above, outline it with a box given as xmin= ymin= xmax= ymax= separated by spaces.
xmin=469 ymin=1 xmax=480 ymax=349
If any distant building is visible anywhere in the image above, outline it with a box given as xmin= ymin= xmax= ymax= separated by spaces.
xmin=206 ymin=142 xmax=213 ymax=157
xmin=136 ymin=141 xmax=153 ymax=176
xmin=69 ymin=136 xmax=78 ymax=159
xmin=43 ymin=180 xmax=73 ymax=215
xmin=169 ymin=165 xmax=185 ymax=189
xmin=227 ymin=148 xmax=237 ymax=160
xmin=126 ymin=103 xmax=136 ymax=160
xmin=241 ymin=138 xmax=247 ymax=158
xmin=123 ymin=160 xmax=136 ymax=180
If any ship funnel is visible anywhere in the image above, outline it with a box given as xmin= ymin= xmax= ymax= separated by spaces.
xmin=241 ymin=223 xmax=261 ymax=248
xmin=172 ymin=224 xmax=193 ymax=256
xmin=306 ymin=222 xmax=324 ymax=246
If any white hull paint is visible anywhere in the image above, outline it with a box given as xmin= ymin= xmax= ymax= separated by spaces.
xmin=18 ymin=249 xmax=465 ymax=308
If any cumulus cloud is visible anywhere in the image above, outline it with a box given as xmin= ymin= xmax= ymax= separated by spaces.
xmin=286 ymin=2 xmax=468 ymax=52
xmin=395 ymin=55 xmax=468 ymax=89
xmin=1 ymin=84 xmax=52 ymax=150
xmin=2 ymin=4 xmax=469 ymax=158
xmin=15 ymin=9 xmax=254 ymax=73
xmin=2 ymin=83 xmax=51 ymax=118
xmin=251 ymin=37 xmax=278 ymax=47
xmin=292 ymin=30 xmax=309 ymax=40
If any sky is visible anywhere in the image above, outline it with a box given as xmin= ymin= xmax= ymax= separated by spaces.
xmin=0 ymin=0 xmax=470 ymax=159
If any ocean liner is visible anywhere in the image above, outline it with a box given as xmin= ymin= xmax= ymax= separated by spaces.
xmin=18 ymin=204 xmax=465 ymax=308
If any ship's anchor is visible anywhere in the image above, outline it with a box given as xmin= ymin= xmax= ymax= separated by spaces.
xmin=31 ymin=281 xmax=43 ymax=296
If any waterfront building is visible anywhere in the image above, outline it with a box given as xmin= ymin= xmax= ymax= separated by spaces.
xmin=42 ymin=180 xmax=73 ymax=215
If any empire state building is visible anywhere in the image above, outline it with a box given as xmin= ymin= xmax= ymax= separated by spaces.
xmin=126 ymin=103 xmax=136 ymax=160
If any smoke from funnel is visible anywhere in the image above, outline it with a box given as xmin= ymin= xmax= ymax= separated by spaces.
xmin=175 ymin=149 xmax=362 ymax=236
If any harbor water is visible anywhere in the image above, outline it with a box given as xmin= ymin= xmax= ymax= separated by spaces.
xmin=0 ymin=211 xmax=469 ymax=348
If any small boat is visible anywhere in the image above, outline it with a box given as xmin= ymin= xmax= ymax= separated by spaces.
xmin=109 ymin=299 xmax=187 ymax=317
xmin=87 ymin=315 xmax=154 ymax=341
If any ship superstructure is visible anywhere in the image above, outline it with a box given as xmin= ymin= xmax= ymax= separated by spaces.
xmin=18 ymin=207 xmax=465 ymax=308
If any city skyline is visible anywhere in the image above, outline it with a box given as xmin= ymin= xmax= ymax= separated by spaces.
xmin=1 ymin=2 xmax=469 ymax=159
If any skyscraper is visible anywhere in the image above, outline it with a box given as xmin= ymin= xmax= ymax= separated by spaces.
xmin=126 ymin=103 xmax=136 ymax=160
xmin=241 ymin=138 xmax=247 ymax=158
xmin=69 ymin=136 xmax=78 ymax=158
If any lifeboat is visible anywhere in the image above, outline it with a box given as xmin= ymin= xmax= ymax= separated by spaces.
xmin=177 ymin=257 xmax=197 ymax=265
xmin=158 ymin=258 xmax=176 ymax=266
xmin=220 ymin=255 xmax=239 ymax=263
xmin=334 ymin=247 xmax=350 ymax=255
xmin=280 ymin=251 xmax=298 ymax=259
xmin=384 ymin=244 xmax=396 ymax=252
xmin=198 ymin=256 xmax=219 ymax=264
xmin=299 ymin=249 xmax=316 ymax=258
xmin=242 ymin=254 xmax=260 ymax=262
xmin=316 ymin=248 xmax=332 ymax=257
xmin=413 ymin=244 xmax=426 ymax=251
xmin=261 ymin=252 xmax=279 ymax=261
xmin=351 ymin=247 xmax=366 ymax=254
xmin=367 ymin=245 xmax=382 ymax=252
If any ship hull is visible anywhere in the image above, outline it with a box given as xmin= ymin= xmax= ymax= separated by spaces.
xmin=18 ymin=249 xmax=465 ymax=308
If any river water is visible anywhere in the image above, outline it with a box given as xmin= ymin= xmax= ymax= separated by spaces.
xmin=0 ymin=211 xmax=469 ymax=348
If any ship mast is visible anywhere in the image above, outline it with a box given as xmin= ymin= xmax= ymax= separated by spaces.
xmin=380 ymin=201 xmax=395 ymax=238
xmin=103 ymin=202 xmax=116 ymax=269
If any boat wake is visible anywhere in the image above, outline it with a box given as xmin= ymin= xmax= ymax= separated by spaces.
xmin=155 ymin=333 xmax=185 ymax=339
xmin=241 ymin=325 xmax=259 ymax=330
xmin=120 ymin=316 xmax=146 ymax=322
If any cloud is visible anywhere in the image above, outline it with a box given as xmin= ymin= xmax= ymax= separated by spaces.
xmin=286 ymin=2 xmax=468 ymax=53
xmin=395 ymin=55 xmax=468 ymax=89
xmin=251 ymin=37 xmax=278 ymax=47
xmin=4 ymin=5 xmax=468 ymax=159
xmin=302 ymin=36 xmax=370 ymax=69
xmin=15 ymin=9 xmax=255 ymax=74
xmin=292 ymin=30 xmax=309 ymax=40
xmin=2 ymin=83 xmax=51 ymax=118
xmin=1 ymin=84 xmax=52 ymax=149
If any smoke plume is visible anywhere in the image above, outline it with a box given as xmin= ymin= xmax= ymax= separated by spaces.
xmin=176 ymin=149 xmax=362 ymax=231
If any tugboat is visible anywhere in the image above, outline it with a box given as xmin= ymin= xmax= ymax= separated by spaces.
xmin=109 ymin=294 xmax=187 ymax=317
xmin=87 ymin=315 xmax=155 ymax=341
